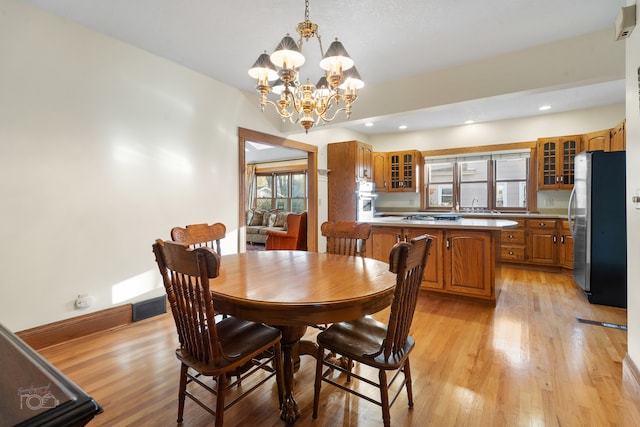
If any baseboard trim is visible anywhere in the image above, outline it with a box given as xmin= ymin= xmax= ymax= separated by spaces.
xmin=16 ymin=305 xmax=132 ymax=350
xmin=623 ymin=353 xmax=640 ymax=393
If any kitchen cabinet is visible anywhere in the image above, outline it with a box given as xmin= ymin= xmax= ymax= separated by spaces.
xmin=372 ymin=152 xmax=389 ymax=192
xmin=444 ymin=230 xmax=494 ymax=298
xmin=499 ymin=219 xmax=526 ymax=262
xmin=536 ymin=135 xmax=583 ymax=190
xmin=406 ymin=228 xmax=444 ymax=290
xmin=610 ymin=119 xmax=626 ymax=152
xmin=357 ymin=143 xmax=373 ymax=181
xmin=558 ymin=219 xmax=574 ymax=269
xmin=327 ymin=141 xmax=373 ymax=222
xmin=584 ymin=129 xmax=611 ymax=152
xmin=369 ymin=225 xmax=495 ymax=301
xmin=526 ymin=219 xmax=558 ymax=265
xmin=369 ymin=225 xmax=401 ymax=262
xmin=388 ymin=150 xmax=422 ymax=192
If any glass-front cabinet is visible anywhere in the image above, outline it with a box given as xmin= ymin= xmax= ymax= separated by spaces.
xmin=388 ymin=150 xmax=422 ymax=192
xmin=536 ymin=135 xmax=583 ymax=190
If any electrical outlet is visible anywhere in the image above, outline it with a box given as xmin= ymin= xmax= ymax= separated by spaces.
xmin=75 ymin=294 xmax=94 ymax=309
xmin=544 ymin=198 xmax=554 ymax=207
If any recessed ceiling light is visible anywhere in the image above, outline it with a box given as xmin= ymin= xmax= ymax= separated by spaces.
xmin=399 ymin=125 xmax=407 ymax=130
xmin=539 ymin=105 xmax=551 ymax=111
xmin=464 ymin=120 xmax=475 ymax=124
xmin=365 ymin=122 xmax=374 ymax=127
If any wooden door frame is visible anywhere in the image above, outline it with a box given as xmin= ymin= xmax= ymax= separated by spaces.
xmin=238 ymin=127 xmax=318 ymax=252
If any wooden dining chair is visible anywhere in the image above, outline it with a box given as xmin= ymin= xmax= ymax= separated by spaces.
xmin=170 ymin=222 xmax=226 ymax=255
xmin=321 ymin=221 xmax=372 ymax=257
xmin=312 ymin=235 xmax=432 ymax=427
xmin=152 ymin=240 xmax=284 ymax=427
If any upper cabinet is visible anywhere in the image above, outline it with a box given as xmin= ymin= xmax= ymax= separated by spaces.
xmin=372 ymin=152 xmax=389 ymax=191
xmin=584 ymin=121 xmax=626 ymax=153
xmin=356 ymin=143 xmax=373 ymax=181
xmin=388 ymin=150 xmax=422 ymax=192
xmin=610 ymin=119 xmax=626 ymax=152
xmin=584 ymin=129 xmax=611 ymax=152
xmin=536 ymin=135 xmax=583 ymax=190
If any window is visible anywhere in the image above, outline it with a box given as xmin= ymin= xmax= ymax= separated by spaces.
xmin=424 ymin=150 xmax=530 ymax=212
xmin=255 ymin=171 xmax=307 ymax=212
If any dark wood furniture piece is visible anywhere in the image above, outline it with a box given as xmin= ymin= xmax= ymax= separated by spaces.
xmin=266 ymin=212 xmax=307 ymax=250
xmin=0 ymin=322 xmax=101 ymax=426
xmin=170 ymin=222 xmax=226 ymax=255
xmin=207 ymin=250 xmax=397 ymax=423
xmin=152 ymin=240 xmax=284 ymax=427
xmin=321 ymin=221 xmax=372 ymax=257
xmin=312 ymin=235 xmax=432 ymax=427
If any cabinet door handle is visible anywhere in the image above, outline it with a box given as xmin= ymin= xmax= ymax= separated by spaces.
xmin=508 ymin=251 xmax=514 ymax=255
xmin=561 ymin=236 xmax=565 ymax=244
xmin=508 ymin=234 xmax=514 ymax=239
xmin=396 ymin=235 xmax=402 ymax=243
xmin=539 ymin=222 xmax=545 ymax=227
xmin=553 ymin=235 xmax=557 ymax=243
xmin=446 ymin=238 xmax=450 ymax=249
xmin=404 ymin=234 xmax=409 ymax=242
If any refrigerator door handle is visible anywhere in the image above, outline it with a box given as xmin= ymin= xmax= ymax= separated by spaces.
xmin=568 ymin=187 xmax=576 ymax=237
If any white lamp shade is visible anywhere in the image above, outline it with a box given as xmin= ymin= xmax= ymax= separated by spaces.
xmin=248 ymin=52 xmax=278 ymax=81
xmin=319 ymin=39 xmax=354 ymax=72
xmin=270 ymin=35 xmax=305 ymax=69
xmin=339 ymin=66 xmax=364 ymax=90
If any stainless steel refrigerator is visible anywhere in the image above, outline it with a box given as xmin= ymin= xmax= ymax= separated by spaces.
xmin=568 ymin=150 xmax=626 ymax=308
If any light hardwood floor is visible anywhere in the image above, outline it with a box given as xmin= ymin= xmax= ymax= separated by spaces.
xmin=39 ymin=267 xmax=640 ymax=426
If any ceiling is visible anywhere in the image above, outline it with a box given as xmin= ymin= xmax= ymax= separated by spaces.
xmin=23 ymin=0 xmax=628 ymax=137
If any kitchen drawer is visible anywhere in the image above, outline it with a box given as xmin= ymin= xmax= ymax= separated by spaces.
xmin=501 ymin=230 xmax=525 ymax=245
xmin=526 ymin=219 xmax=558 ymax=229
xmin=500 ymin=246 xmax=525 ymax=261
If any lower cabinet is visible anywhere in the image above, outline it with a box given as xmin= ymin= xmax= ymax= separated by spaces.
xmin=558 ymin=220 xmax=574 ymax=269
xmin=443 ymin=231 xmax=494 ymax=298
xmin=369 ymin=226 xmax=495 ymax=301
xmin=526 ymin=219 xmax=558 ymax=265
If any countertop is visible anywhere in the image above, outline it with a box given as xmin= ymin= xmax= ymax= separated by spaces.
xmin=369 ymin=216 xmax=518 ymax=230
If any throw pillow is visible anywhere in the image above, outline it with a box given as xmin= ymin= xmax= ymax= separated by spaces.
xmin=249 ymin=210 xmax=264 ymax=226
xmin=267 ymin=213 xmax=277 ymax=227
xmin=274 ymin=211 xmax=288 ymax=228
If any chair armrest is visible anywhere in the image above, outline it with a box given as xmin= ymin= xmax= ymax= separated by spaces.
xmin=266 ymin=229 xmax=291 ymax=238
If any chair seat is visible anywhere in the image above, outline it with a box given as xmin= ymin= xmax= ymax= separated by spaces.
xmin=176 ymin=316 xmax=281 ymax=375
xmin=317 ymin=317 xmax=415 ymax=370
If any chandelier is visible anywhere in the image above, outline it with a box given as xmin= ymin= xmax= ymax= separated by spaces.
xmin=248 ymin=0 xmax=363 ymax=133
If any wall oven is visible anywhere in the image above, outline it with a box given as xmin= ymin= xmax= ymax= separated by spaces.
xmin=356 ymin=182 xmax=377 ymax=222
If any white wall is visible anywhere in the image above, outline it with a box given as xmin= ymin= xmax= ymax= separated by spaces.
xmin=0 ymin=0 xmax=281 ymax=331
xmin=624 ymin=1 xmax=640 ymax=369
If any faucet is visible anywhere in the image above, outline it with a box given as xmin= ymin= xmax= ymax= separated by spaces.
xmin=471 ymin=197 xmax=479 ymax=212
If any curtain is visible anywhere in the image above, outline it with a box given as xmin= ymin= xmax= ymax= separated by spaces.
xmin=245 ymin=164 xmax=256 ymax=211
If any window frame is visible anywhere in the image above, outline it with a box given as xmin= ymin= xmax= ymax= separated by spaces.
xmin=423 ymin=148 xmax=534 ymax=213
xmin=254 ymin=169 xmax=308 ymax=213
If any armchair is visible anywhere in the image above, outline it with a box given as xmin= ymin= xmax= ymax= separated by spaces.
xmin=265 ymin=212 xmax=307 ymax=251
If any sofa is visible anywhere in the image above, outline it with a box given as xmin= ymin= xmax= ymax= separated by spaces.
xmin=246 ymin=208 xmax=290 ymax=245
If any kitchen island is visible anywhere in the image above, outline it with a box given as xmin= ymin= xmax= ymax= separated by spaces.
xmin=366 ymin=216 xmax=518 ymax=304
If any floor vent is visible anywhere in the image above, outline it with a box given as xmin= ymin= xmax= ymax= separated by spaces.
xmin=132 ymin=296 xmax=167 ymax=322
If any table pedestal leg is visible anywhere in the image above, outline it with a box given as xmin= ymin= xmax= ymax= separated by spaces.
xmin=278 ymin=325 xmax=307 ymax=423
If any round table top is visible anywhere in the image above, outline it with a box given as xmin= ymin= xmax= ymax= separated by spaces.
xmin=210 ymin=251 xmax=397 ymax=326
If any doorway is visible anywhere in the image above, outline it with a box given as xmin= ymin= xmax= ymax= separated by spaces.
xmin=238 ymin=128 xmax=318 ymax=252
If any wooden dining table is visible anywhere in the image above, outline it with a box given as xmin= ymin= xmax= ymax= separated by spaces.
xmin=210 ymin=250 xmax=397 ymax=423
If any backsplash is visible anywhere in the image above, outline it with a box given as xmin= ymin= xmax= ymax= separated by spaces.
xmin=376 ymin=190 xmax=571 ymax=214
